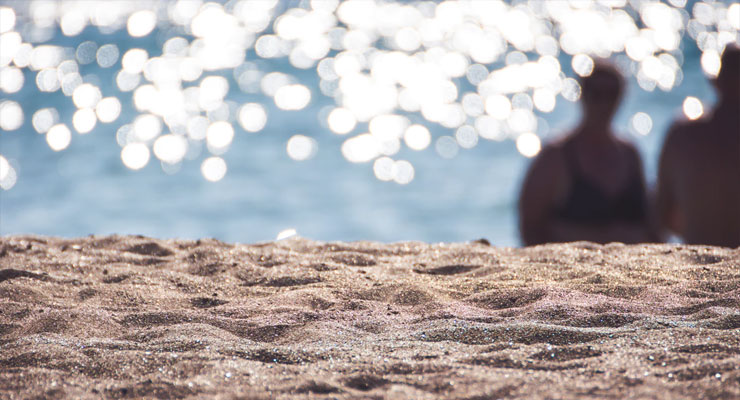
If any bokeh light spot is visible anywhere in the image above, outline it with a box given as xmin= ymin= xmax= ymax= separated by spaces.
xmin=0 ymin=154 xmax=17 ymax=190
xmin=76 ymin=41 xmax=97 ymax=65
xmin=201 ymin=156 xmax=227 ymax=182
xmin=327 ymin=107 xmax=356 ymax=134
xmin=32 ymin=108 xmax=59 ymax=133
xmin=342 ymin=133 xmax=379 ymax=163
xmin=72 ymin=108 xmax=97 ymax=134
xmin=121 ymin=142 xmax=150 ymax=170
xmin=516 ymin=132 xmax=541 ymax=158
xmin=0 ymin=100 xmax=23 ymax=131
xmin=238 ymin=103 xmax=268 ymax=133
xmin=1 ymin=66 xmax=23 ymax=93
xmin=393 ymin=160 xmax=414 ymax=185
xmin=122 ymin=48 xmax=148 ymax=73
xmin=206 ymin=121 xmax=235 ymax=152
xmin=435 ymin=136 xmax=459 ymax=159
xmin=403 ymin=124 xmax=431 ymax=151
xmin=72 ymin=83 xmax=102 ymax=109
xmin=128 ymin=10 xmax=157 ymax=37
xmin=133 ymin=113 xmax=162 ymax=142
xmin=47 ymin=124 xmax=72 ymax=151
xmin=153 ymin=134 xmax=188 ymax=164
xmin=631 ymin=112 xmax=653 ymax=135
xmin=286 ymin=134 xmax=317 ymax=161
xmin=682 ymin=96 xmax=703 ymax=120
xmin=455 ymin=125 xmax=478 ymax=149
xmin=0 ymin=8 xmax=16 ymax=34
xmin=572 ymin=54 xmax=594 ymax=77
xmin=96 ymin=97 xmax=122 ymax=123
xmin=274 ymin=84 xmax=311 ymax=110
xmin=96 ymin=44 xmax=119 ymax=68
xmin=373 ymin=156 xmax=395 ymax=181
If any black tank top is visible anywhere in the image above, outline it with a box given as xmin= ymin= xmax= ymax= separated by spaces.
xmin=556 ymin=143 xmax=647 ymax=223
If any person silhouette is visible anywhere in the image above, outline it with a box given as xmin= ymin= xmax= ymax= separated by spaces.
xmin=518 ymin=60 xmax=656 ymax=246
xmin=656 ymin=46 xmax=740 ymax=247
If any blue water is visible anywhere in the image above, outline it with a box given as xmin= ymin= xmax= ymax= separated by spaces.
xmin=0 ymin=19 xmax=718 ymax=246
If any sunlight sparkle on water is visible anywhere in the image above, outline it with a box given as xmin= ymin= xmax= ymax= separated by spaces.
xmin=373 ymin=157 xmax=395 ymax=181
xmin=237 ymin=103 xmax=267 ymax=133
xmin=201 ymin=156 xmax=227 ymax=182
xmin=392 ymin=160 xmax=414 ymax=185
xmin=0 ymin=8 xmax=16 ymax=34
xmin=128 ymin=10 xmax=157 ymax=38
xmin=72 ymin=83 xmax=102 ymax=109
xmin=700 ymin=49 xmax=721 ymax=77
xmin=274 ymin=84 xmax=311 ymax=110
xmin=631 ymin=112 xmax=653 ymax=135
xmin=516 ymin=132 xmax=541 ymax=158
xmin=287 ymin=135 xmax=318 ymax=161
xmin=153 ymin=134 xmax=188 ymax=164
xmin=0 ymin=155 xmax=17 ymax=190
xmin=131 ymin=115 xmax=161 ymax=144
xmin=327 ymin=107 xmax=356 ymax=135
xmin=122 ymin=48 xmax=148 ymax=73
xmin=0 ymin=101 xmax=23 ymax=131
xmin=455 ymin=125 xmax=479 ymax=149
xmin=46 ymin=124 xmax=72 ymax=151
xmin=682 ymin=97 xmax=704 ymax=120
xmin=436 ymin=136 xmax=459 ymax=159
xmin=36 ymin=68 xmax=59 ymax=92
xmin=96 ymin=44 xmax=119 ymax=68
xmin=572 ymin=54 xmax=594 ymax=77
xmin=206 ymin=121 xmax=234 ymax=153
xmin=121 ymin=143 xmax=150 ymax=170
xmin=32 ymin=108 xmax=58 ymax=133
xmin=96 ymin=97 xmax=122 ymax=123
xmin=1 ymin=66 xmax=23 ymax=93
xmin=72 ymin=108 xmax=97 ymax=134
xmin=342 ymin=133 xmax=380 ymax=163
xmin=403 ymin=124 xmax=431 ymax=151
xmin=0 ymin=0 xmax=738 ymax=186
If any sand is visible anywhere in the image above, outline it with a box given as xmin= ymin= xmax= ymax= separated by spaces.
xmin=0 ymin=235 xmax=739 ymax=399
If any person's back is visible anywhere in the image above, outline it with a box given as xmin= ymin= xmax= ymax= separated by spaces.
xmin=657 ymin=46 xmax=740 ymax=247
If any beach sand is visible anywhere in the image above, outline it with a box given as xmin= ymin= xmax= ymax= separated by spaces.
xmin=0 ymin=235 xmax=738 ymax=399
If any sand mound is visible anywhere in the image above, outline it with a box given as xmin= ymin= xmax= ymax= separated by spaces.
xmin=1 ymin=236 xmax=739 ymax=399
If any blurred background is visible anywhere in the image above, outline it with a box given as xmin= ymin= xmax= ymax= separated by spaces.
xmin=0 ymin=0 xmax=737 ymax=245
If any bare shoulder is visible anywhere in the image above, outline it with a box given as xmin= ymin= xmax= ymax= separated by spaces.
xmin=526 ymin=140 xmax=567 ymax=179
xmin=662 ymin=118 xmax=707 ymax=154
xmin=613 ymin=136 xmax=644 ymax=165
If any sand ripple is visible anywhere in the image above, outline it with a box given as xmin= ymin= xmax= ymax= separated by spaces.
xmin=1 ymin=236 xmax=739 ymax=399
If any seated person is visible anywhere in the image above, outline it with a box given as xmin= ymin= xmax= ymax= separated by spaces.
xmin=518 ymin=61 xmax=656 ymax=245
xmin=656 ymin=46 xmax=740 ymax=247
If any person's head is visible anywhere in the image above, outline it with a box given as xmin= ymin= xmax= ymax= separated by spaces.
xmin=579 ymin=60 xmax=625 ymax=122
xmin=714 ymin=45 xmax=740 ymax=103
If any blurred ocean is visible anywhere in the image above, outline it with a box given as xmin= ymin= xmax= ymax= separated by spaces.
xmin=0 ymin=0 xmax=730 ymax=246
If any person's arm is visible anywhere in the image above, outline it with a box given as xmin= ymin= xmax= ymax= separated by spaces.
xmin=656 ymin=125 xmax=684 ymax=239
xmin=518 ymin=147 xmax=563 ymax=245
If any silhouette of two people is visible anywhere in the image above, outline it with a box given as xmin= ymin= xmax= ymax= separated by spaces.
xmin=519 ymin=47 xmax=739 ymax=247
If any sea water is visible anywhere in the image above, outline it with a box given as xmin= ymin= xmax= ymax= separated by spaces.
xmin=0 ymin=0 xmax=732 ymax=246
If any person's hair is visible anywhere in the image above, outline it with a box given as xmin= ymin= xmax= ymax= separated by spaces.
xmin=579 ymin=60 xmax=625 ymax=107
xmin=717 ymin=45 xmax=740 ymax=98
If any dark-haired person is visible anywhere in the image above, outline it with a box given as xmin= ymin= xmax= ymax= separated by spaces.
xmin=656 ymin=46 xmax=740 ymax=247
xmin=519 ymin=61 xmax=656 ymax=245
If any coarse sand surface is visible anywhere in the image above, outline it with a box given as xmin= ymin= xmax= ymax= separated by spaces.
xmin=1 ymin=235 xmax=739 ymax=399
